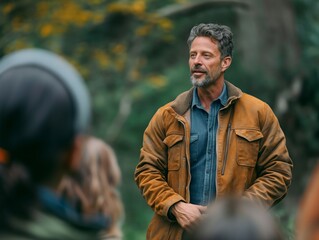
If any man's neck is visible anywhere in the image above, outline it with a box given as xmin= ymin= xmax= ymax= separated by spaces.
xmin=197 ymin=79 xmax=224 ymax=112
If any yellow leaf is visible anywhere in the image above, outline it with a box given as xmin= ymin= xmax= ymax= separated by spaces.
xmin=112 ymin=44 xmax=126 ymax=54
xmin=40 ymin=24 xmax=53 ymax=37
xmin=131 ymin=1 xmax=146 ymax=15
xmin=107 ymin=3 xmax=131 ymax=13
xmin=159 ymin=18 xmax=173 ymax=31
xmin=2 ymin=3 xmax=14 ymax=14
xmin=149 ymin=75 xmax=167 ymax=88
xmin=135 ymin=25 xmax=151 ymax=37
xmin=130 ymin=69 xmax=140 ymax=81
xmin=93 ymin=50 xmax=110 ymax=68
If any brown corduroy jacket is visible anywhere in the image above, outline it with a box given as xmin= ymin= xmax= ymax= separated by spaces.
xmin=135 ymin=81 xmax=293 ymax=240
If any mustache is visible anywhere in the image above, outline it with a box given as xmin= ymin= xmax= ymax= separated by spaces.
xmin=191 ymin=65 xmax=206 ymax=73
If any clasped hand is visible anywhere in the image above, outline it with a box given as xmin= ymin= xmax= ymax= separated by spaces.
xmin=170 ymin=201 xmax=207 ymax=232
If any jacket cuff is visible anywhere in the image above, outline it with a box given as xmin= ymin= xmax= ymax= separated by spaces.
xmin=161 ymin=194 xmax=185 ymax=222
xmin=166 ymin=199 xmax=185 ymax=222
xmin=168 ymin=205 xmax=177 ymax=221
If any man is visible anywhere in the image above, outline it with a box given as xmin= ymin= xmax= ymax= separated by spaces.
xmin=134 ymin=23 xmax=293 ymax=240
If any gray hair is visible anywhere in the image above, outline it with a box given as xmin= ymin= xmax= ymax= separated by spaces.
xmin=187 ymin=23 xmax=233 ymax=59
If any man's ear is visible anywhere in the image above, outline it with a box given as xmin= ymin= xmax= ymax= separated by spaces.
xmin=65 ymin=135 xmax=86 ymax=172
xmin=221 ymin=56 xmax=232 ymax=72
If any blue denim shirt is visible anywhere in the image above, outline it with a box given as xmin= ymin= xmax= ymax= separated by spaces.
xmin=189 ymin=84 xmax=228 ymax=205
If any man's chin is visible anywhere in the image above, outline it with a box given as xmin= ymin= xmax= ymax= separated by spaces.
xmin=191 ymin=78 xmax=208 ymax=88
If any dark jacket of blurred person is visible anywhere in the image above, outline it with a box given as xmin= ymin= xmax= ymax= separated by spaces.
xmin=58 ymin=136 xmax=124 ymax=240
xmin=0 ymin=49 xmax=108 ymax=239
xmin=134 ymin=23 xmax=293 ymax=240
xmin=296 ymin=163 xmax=319 ymax=240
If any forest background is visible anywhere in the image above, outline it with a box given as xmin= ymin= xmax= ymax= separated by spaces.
xmin=1 ymin=0 xmax=318 ymax=239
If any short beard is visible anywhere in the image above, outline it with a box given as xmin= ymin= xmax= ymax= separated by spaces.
xmin=190 ymin=70 xmax=221 ymax=88
xmin=190 ymin=74 xmax=212 ymax=87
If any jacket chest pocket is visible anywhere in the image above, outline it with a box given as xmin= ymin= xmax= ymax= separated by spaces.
xmin=163 ymin=134 xmax=183 ymax=170
xmin=235 ymin=129 xmax=263 ymax=167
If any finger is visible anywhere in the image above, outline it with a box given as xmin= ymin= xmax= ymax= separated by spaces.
xmin=185 ymin=219 xmax=199 ymax=233
xmin=198 ymin=206 xmax=207 ymax=213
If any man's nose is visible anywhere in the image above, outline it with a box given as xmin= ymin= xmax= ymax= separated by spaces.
xmin=194 ymin=63 xmax=202 ymax=69
xmin=193 ymin=55 xmax=202 ymax=65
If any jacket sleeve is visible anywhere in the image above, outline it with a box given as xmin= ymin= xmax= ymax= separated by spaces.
xmin=134 ymin=108 xmax=185 ymax=220
xmin=243 ymin=103 xmax=293 ymax=207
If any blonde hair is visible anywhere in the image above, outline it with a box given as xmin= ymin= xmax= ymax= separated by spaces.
xmin=58 ymin=136 xmax=123 ymax=239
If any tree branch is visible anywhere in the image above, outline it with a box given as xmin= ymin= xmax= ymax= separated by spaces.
xmin=156 ymin=0 xmax=250 ymax=18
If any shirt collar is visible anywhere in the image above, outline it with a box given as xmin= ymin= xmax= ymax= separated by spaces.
xmin=192 ymin=83 xmax=228 ymax=108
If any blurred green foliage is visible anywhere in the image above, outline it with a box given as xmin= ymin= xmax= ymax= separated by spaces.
xmin=1 ymin=0 xmax=319 ymax=239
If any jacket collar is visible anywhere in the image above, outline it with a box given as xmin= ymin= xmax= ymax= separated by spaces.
xmin=171 ymin=81 xmax=242 ymax=116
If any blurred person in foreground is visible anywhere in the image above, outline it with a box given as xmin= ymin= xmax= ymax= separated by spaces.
xmin=58 ymin=136 xmax=124 ymax=240
xmin=188 ymin=197 xmax=285 ymax=240
xmin=134 ymin=23 xmax=293 ymax=240
xmin=296 ymin=163 xmax=319 ymax=240
xmin=0 ymin=49 xmax=108 ymax=239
